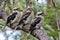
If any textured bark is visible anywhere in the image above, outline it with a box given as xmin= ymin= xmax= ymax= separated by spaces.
xmin=0 ymin=9 xmax=8 ymax=21
xmin=8 ymin=22 xmax=50 ymax=40
xmin=47 ymin=0 xmax=51 ymax=5
xmin=33 ymin=29 xmax=49 ymax=40
xmin=47 ymin=0 xmax=52 ymax=8
xmin=2 ymin=10 xmax=7 ymax=21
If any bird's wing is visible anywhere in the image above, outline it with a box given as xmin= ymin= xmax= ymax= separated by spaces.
xmin=6 ymin=13 xmax=17 ymax=24
xmin=31 ymin=17 xmax=41 ymax=27
xmin=19 ymin=12 xmax=31 ymax=25
xmin=25 ymin=11 xmax=35 ymax=23
xmin=21 ymin=12 xmax=31 ymax=21
xmin=6 ymin=15 xmax=12 ymax=24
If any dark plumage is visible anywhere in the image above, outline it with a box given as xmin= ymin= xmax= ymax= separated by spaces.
xmin=30 ymin=12 xmax=45 ymax=33
xmin=19 ymin=12 xmax=31 ymax=25
xmin=31 ymin=17 xmax=41 ymax=27
xmin=6 ymin=12 xmax=17 ymax=25
xmin=30 ymin=17 xmax=41 ymax=33
xmin=18 ymin=7 xmax=33 ymax=25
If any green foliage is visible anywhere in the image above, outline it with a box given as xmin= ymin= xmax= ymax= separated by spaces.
xmin=45 ymin=8 xmax=56 ymax=28
xmin=44 ymin=8 xmax=59 ymax=39
xmin=0 ymin=19 xmax=5 ymax=30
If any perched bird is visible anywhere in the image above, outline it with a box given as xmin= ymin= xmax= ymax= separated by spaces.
xmin=22 ymin=11 xmax=45 ymax=34
xmin=30 ymin=11 xmax=46 ymax=33
xmin=25 ymin=7 xmax=34 ymax=24
xmin=6 ymin=12 xmax=17 ymax=26
xmin=11 ymin=7 xmax=23 ymax=23
xmin=18 ymin=8 xmax=33 ymax=25
xmin=6 ymin=7 xmax=23 ymax=26
xmin=12 ymin=8 xmax=33 ymax=30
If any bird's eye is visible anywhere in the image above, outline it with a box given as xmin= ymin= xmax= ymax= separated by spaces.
xmin=38 ymin=13 xmax=44 ymax=16
xmin=13 ymin=12 xmax=17 ymax=14
xmin=38 ymin=14 xmax=41 ymax=16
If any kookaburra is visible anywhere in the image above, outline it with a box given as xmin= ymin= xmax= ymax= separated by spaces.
xmin=11 ymin=7 xmax=34 ymax=30
xmin=30 ymin=11 xmax=46 ymax=32
xmin=25 ymin=7 xmax=34 ymax=24
xmin=21 ymin=11 xmax=45 ymax=35
xmin=18 ymin=8 xmax=33 ymax=25
xmin=6 ymin=7 xmax=23 ymax=26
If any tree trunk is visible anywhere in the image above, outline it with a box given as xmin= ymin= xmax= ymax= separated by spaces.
xmin=47 ymin=0 xmax=52 ymax=8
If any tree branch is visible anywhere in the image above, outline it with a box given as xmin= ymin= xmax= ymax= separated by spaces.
xmin=8 ymin=22 xmax=49 ymax=40
xmin=52 ymin=0 xmax=60 ymax=40
xmin=52 ymin=0 xmax=60 ymax=30
xmin=0 ymin=9 xmax=8 ymax=21
xmin=0 ymin=0 xmax=8 ymax=21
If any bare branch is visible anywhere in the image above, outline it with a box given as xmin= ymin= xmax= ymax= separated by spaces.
xmin=0 ymin=0 xmax=8 ymax=21
xmin=8 ymin=22 xmax=50 ymax=40
xmin=0 ymin=9 xmax=8 ymax=21
xmin=52 ymin=0 xmax=60 ymax=31
xmin=32 ymin=29 xmax=50 ymax=40
xmin=52 ymin=0 xmax=60 ymax=40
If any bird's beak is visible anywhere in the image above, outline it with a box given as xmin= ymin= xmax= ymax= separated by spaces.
xmin=43 ymin=14 xmax=47 ymax=16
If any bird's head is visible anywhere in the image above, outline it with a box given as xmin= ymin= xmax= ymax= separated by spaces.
xmin=12 ymin=7 xmax=23 ymax=14
xmin=26 ymin=7 xmax=34 ymax=13
xmin=36 ymin=11 xmax=46 ymax=17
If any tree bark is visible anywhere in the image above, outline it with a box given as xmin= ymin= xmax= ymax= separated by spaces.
xmin=0 ymin=0 xmax=8 ymax=21
xmin=7 ymin=21 xmax=49 ymax=40
xmin=47 ymin=0 xmax=52 ymax=8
